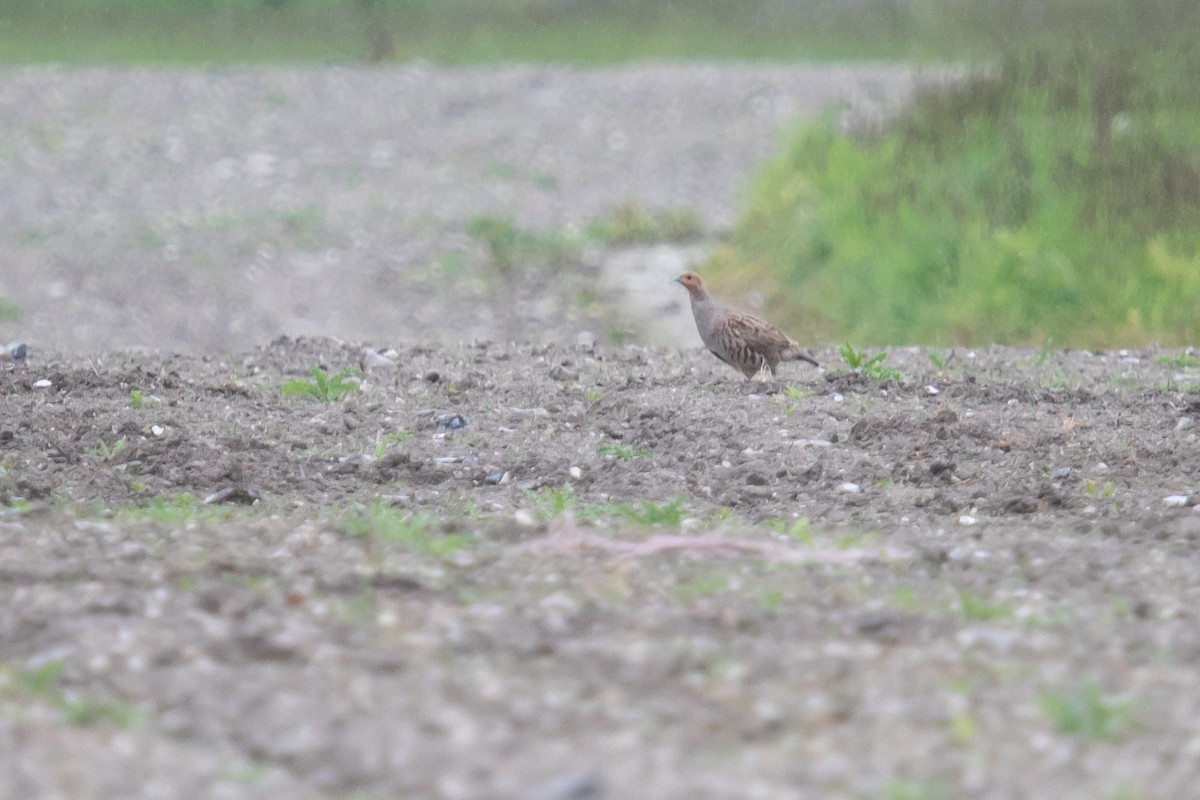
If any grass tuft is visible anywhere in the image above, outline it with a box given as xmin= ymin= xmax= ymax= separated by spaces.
xmin=281 ymin=365 xmax=360 ymax=402
xmin=1039 ymin=680 xmax=1138 ymax=741
xmin=339 ymin=500 xmax=473 ymax=557
xmin=584 ymin=201 xmax=705 ymax=246
xmin=839 ymin=343 xmax=903 ymax=382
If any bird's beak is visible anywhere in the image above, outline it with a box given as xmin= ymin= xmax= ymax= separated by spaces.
xmin=673 ymin=274 xmax=684 ymax=285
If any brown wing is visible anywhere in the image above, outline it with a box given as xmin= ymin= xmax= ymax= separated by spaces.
xmin=718 ymin=313 xmax=798 ymax=374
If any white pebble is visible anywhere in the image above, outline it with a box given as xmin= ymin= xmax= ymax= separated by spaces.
xmin=925 ymin=384 xmax=940 ymax=395
xmin=568 ymin=466 xmax=582 ymax=479
xmin=151 ymin=425 xmax=165 ymax=437
xmin=837 ymin=482 xmax=861 ymax=494
xmin=33 ymin=378 xmax=52 ymax=389
xmin=1163 ymin=495 xmax=1190 ymax=508
xmin=959 ymin=514 xmax=978 ymax=525
xmin=1177 ymin=417 xmax=1195 ymax=431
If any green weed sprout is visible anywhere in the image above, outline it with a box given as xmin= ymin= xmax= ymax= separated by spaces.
xmin=282 ymin=365 xmax=361 ymax=402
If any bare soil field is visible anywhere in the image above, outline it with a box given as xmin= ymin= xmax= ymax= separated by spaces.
xmin=2 ymin=66 xmax=1200 ymax=800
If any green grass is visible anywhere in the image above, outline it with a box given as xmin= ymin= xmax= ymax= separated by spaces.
xmin=466 ymin=214 xmax=579 ymax=278
xmin=1156 ymin=351 xmax=1199 ymax=369
xmin=281 ymin=365 xmax=361 ymax=402
xmin=0 ymin=0 xmax=925 ymax=66
xmin=706 ymin=0 xmax=1200 ymax=348
xmin=525 ymin=483 xmax=577 ymax=521
xmin=524 ymin=484 xmax=687 ymax=527
xmin=596 ymin=442 xmax=652 ymax=460
xmin=0 ymin=298 xmax=23 ymax=324
xmin=584 ymin=201 xmax=705 ymax=246
xmin=956 ymin=589 xmax=1012 ymax=622
xmin=608 ymin=497 xmax=686 ymax=527
xmin=373 ymin=428 xmax=412 ymax=460
xmin=88 ymin=437 xmax=127 ymax=461
xmin=117 ymin=493 xmax=238 ymax=523
xmin=469 ymin=206 xmax=707 ymax=279
xmin=339 ymin=501 xmax=474 ymax=557
xmin=1039 ymin=680 xmax=1138 ymax=741
xmin=839 ymin=343 xmax=903 ymax=383
xmin=6 ymin=660 xmax=144 ymax=729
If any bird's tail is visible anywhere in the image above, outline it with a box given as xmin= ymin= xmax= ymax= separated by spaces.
xmin=784 ymin=344 xmax=820 ymax=368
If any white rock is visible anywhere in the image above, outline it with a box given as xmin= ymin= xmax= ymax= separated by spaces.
xmin=925 ymin=384 xmax=940 ymax=395
xmin=959 ymin=514 xmax=978 ymax=525
xmin=360 ymin=348 xmax=397 ymax=374
xmin=32 ymin=378 xmax=51 ymax=389
xmin=1176 ymin=417 xmax=1195 ymax=431
xmin=1163 ymin=495 xmax=1190 ymax=508
xmin=151 ymin=425 xmax=165 ymax=437
xmin=837 ymin=482 xmax=861 ymax=494
xmin=513 ymin=509 xmax=537 ymax=527
xmin=569 ymin=466 xmax=582 ymax=479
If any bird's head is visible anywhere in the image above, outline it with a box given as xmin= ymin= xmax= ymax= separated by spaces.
xmin=675 ymin=271 xmax=706 ymax=295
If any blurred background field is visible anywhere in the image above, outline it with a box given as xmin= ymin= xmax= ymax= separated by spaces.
xmin=2 ymin=0 xmax=1198 ymax=348
xmin=1 ymin=0 xmax=937 ymax=65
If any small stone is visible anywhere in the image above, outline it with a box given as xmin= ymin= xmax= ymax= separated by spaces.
xmin=959 ymin=514 xmax=978 ymax=525
xmin=360 ymin=348 xmax=397 ymax=374
xmin=151 ymin=425 xmax=165 ymax=437
xmin=436 ymin=413 xmax=468 ymax=430
xmin=837 ymin=482 xmax=861 ymax=494
xmin=2 ymin=342 xmax=27 ymax=362
xmin=32 ymin=378 xmax=51 ymax=389
xmin=203 ymin=486 xmax=263 ymax=505
xmin=549 ymin=364 xmax=579 ymax=382
xmin=925 ymin=384 xmax=940 ymax=395
xmin=1052 ymin=466 xmax=1072 ymax=480
xmin=514 ymin=509 xmax=537 ymax=527
xmin=1163 ymin=495 xmax=1190 ymax=508
xmin=1176 ymin=417 xmax=1195 ymax=431
xmin=522 ymin=772 xmax=605 ymax=800
xmin=569 ymin=466 xmax=582 ymax=479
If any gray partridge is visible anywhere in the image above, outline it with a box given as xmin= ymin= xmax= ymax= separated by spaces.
xmin=675 ymin=271 xmax=819 ymax=378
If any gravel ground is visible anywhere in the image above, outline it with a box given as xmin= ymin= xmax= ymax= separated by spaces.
xmin=4 ymin=65 xmax=1200 ymax=800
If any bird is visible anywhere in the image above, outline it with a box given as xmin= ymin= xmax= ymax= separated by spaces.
xmin=675 ymin=271 xmax=819 ymax=378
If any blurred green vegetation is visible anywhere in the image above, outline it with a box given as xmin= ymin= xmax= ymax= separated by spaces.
xmin=709 ymin=0 xmax=1200 ymax=347
xmin=0 ymin=0 xmax=922 ymax=64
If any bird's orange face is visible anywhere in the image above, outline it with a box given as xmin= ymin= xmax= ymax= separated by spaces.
xmin=675 ymin=271 xmax=705 ymax=293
